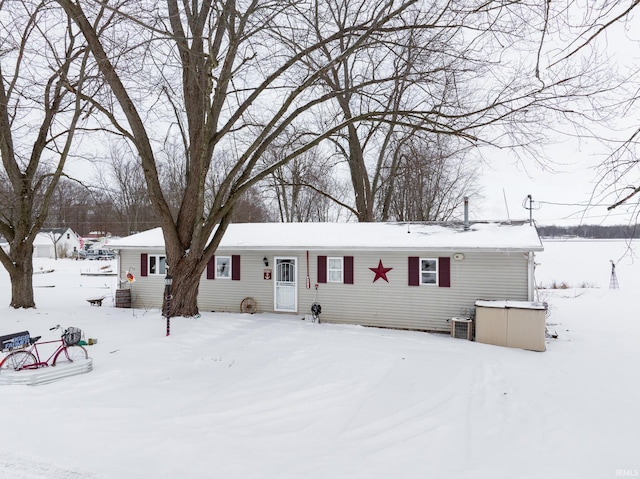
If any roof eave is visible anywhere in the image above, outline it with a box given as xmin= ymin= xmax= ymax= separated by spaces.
xmin=111 ymin=244 xmax=544 ymax=253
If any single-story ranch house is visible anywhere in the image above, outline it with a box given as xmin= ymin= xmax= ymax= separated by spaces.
xmin=107 ymin=221 xmax=543 ymax=333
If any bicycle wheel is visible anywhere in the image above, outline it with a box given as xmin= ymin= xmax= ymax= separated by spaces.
xmin=52 ymin=345 xmax=88 ymax=366
xmin=0 ymin=351 xmax=38 ymax=371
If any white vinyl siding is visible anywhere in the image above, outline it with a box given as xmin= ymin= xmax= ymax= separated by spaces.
xmin=299 ymin=250 xmax=530 ymax=332
xmin=120 ymin=249 xmax=532 ymax=333
xmin=117 ymin=250 xmax=167 ymax=309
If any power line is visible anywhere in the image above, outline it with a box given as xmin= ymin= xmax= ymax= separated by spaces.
xmin=536 ymin=200 xmax=597 ymax=207
xmin=518 ymin=193 xmax=640 ymax=226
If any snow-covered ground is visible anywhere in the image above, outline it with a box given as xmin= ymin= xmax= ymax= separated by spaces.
xmin=1 ymin=239 xmax=639 ymax=478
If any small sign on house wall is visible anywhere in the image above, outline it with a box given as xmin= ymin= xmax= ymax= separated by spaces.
xmin=264 ymin=269 xmax=272 ymax=280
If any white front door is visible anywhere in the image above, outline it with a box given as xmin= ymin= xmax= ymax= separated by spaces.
xmin=274 ymin=257 xmax=297 ymax=312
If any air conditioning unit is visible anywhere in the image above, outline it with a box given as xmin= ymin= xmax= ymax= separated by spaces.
xmin=451 ymin=318 xmax=473 ymax=340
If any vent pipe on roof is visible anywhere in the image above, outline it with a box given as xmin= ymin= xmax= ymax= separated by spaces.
xmin=464 ymin=196 xmax=469 ymax=231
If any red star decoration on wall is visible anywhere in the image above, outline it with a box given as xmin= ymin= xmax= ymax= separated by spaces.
xmin=369 ymin=260 xmax=393 ymax=283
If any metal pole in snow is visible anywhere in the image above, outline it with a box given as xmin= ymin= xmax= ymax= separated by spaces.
xmin=164 ymin=275 xmax=172 ymax=336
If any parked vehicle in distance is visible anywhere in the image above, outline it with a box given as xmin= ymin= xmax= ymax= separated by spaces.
xmin=86 ymin=249 xmax=116 ymax=260
xmin=71 ymin=249 xmax=87 ymax=260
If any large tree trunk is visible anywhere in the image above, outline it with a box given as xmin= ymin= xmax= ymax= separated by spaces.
xmin=8 ymin=246 xmax=35 ymax=309
xmin=345 ymin=124 xmax=374 ymax=222
xmin=164 ymin=256 xmax=204 ymax=318
xmin=160 ymin=218 xmax=231 ymax=317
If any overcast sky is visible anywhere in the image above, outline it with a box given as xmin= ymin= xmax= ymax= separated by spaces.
xmin=475 ymin=146 xmax=617 ymax=227
xmin=476 ymin=7 xmax=640 ymax=228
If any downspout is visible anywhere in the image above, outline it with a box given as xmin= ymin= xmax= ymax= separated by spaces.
xmin=527 ymin=251 xmax=536 ymax=302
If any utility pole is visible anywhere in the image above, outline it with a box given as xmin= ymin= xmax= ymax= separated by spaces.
xmin=526 ymin=194 xmax=533 ymax=226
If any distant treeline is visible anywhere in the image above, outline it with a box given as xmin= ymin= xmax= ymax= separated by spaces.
xmin=537 ymin=224 xmax=640 ymax=239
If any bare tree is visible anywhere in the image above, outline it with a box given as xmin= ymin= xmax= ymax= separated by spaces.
xmin=490 ymin=1 xmax=639 ymax=219
xmin=45 ymin=179 xmax=91 ymax=233
xmin=56 ymin=0 xmax=447 ymax=317
xmin=157 ymin=138 xmax=187 ymax=221
xmin=229 ymin=186 xmax=273 ymax=223
xmin=386 ymin=135 xmax=479 ymax=221
xmin=301 ymin=1 xmax=441 ymax=221
xmin=548 ymin=1 xmax=640 ymax=213
xmin=263 ymin=142 xmax=340 ymax=222
xmin=53 ymin=0 xmax=613 ymax=316
xmin=303 ymin=1 xmax=616 ymax=222
xmin=0 ymin=1 xmax=95 ymax=308
xmin=96 ymin=142 xmax=156 ymax=236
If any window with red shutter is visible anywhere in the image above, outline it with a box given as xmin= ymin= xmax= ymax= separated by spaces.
xmin=438 ymin=257 xmax=451 ymax=288
xmin=408 ymin=256 xmax=419 ymax=286
xmin=317 ymin=255 xmax=327 ymax=283
xmin=231 ymin=255 xmax=241 ymax=280
xmin=140 ymin=253 xmax=148 ymax=277
xmin=206 ymin=256 xmax=215 ymax=279
xmin=344 ymin=256 xmax=354 ymax=284
xmin=409 ymin=256 xmax=451 ymax=287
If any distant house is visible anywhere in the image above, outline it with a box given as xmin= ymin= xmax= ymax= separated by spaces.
xmin=34 ymin=227 xmax=82 ymax=259
xmin=108 ymin=221 xmax=543 ymax=332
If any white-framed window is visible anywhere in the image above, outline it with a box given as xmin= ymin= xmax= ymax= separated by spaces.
xmin=420 ymin=258 xmax=438 ymax=285
xmin=216 ymin=256 xmax=231 ymax=279
xmin=327 ymin=257 xmax=343 ymax=283
xmin=327 ymin=256 xmax=344 ymax=283
xmin=149 ymin=255 xmax=167 ymax=275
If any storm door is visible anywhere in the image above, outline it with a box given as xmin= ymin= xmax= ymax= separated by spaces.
xmin=274 ymin=257 xmax=297 ymax=312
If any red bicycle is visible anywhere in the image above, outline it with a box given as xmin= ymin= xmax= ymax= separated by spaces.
xmin=0 ymin=325 xmax=88 ymax=371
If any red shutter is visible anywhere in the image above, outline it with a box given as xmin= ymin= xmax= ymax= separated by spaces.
xmin=439 ymin=257 xmax=451 ymax=288
xmin=140 ymin=253 xmax=148 ymax=277
xmin=317 ymin=255 xmax=327 ymax=283
xmin=206 ymin=256 xmax=215 ymax=280
xmin=232 ymin=255 xmax=241 ymax=280
xmin=408 ymin=256 xmax=419 ymax=286
xmin=344 ymin=256 xmax=354 ymax=284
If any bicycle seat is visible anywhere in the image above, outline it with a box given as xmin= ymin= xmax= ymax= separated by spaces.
xmin=29 ymin=336 xmax=42 ymax=344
